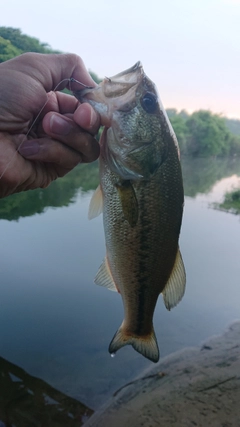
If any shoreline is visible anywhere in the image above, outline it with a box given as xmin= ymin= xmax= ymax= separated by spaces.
xmin=85 ymin=320 xmax=240 ymax=426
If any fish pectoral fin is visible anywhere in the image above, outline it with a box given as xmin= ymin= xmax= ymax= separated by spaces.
xmin=162 ymin=248 xmax=186 ymax=311
xmin=109 ymin=323 xmax=159 ymax=363
xmin=88 ymin=185 xmax=103 ymax=220
xmin=116 ymin=181 xmax=138 ymax=227
xmin=94 ymin=256 xmax=118 ymax=292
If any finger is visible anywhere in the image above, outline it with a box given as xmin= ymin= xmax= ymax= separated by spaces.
xmin=49 ymin=91 xmax=79 ymax=114
xmin=18 ymin=137 xmax=83 ymax=169
xmin=73 ymin=103 xmax=101 ymax=136
xmin=36 ymin=93 xmax=101 ymax=136
xmin=1 ymin=52 xmax=96 ymax=93
xmin=0 ymin=133 xmax=42 ymax=197
xmin=42 ymin=112 xmax=100 ymax=161
xmin=19 ymin=122 xmax=100 ymax=164
xmin=43 ymin=93 xmax=101 ymax=131
xmin=38 ymin=91 xmax=79 ymax=119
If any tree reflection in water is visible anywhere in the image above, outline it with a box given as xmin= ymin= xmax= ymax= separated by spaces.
xmin=0 ymin=356 xmax=93 ymax=427
xmin=1 ymin=157 xmax=240 ymax=222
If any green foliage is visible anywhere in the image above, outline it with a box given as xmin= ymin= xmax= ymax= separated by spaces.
xmin=0 ymin=27 xmax=60 ymax=61
xmin=165 ymin=108 xmax=178 ymax=118
xmin=167 ymin=109 xmax=240 ymax=158
xmin=185 ymin=111 xmax=231 ymax=157
xmin=0 ymin=36 xmax=22 ymax=62
xmin=89 ymin=70 xmax=102 ymax=84
xmin=0 ymin=26 xmax=103 ymax=84
xmin=217 ymin=188 xmax=240 ymax=215
xmin=228 ymin=135 xmax=240 ymax=156
xmin=167 ymin=108 xmax=189 ymax=120
xmin=225 ymin=118 xmax=240 ymax=136
xmin=169 ymin=114 xmax=188 ymax=154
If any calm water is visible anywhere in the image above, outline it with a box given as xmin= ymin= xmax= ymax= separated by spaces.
xmin=0 ymin=158 xmax=240 ymax=410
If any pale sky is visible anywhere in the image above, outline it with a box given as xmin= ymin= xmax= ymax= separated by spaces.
xmin=1 ymin=0 xmax=240 ymax=118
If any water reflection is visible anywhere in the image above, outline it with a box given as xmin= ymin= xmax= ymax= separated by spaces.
xmin=1 ymin=157 xmax=240 ymax=221
xmin=216 ymin=184 xmax=240 ymax=215
xmin=0 ymin=162 xmax=99 ymax=221
xmin=181 ymin=157 xmax=240 ymax=198
xmin=0 ymin=157 xmax=240 ymax=412
xmin=0 ymin=356 xmax=93 ymax=426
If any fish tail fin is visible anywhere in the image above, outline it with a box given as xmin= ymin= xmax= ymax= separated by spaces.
xmin=108 ymin=323 xmax=159 ymax=363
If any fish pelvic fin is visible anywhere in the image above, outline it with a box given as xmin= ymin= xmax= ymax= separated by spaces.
xmin=162 ymin=247 xmax=186 ymax=311
xmin=94 ymin=256 xmax=118 ymax=292
xmin=109 ymin=323 xmax=159 ymax=363
xmin=88 ymin=185 xmax=103 ymax=220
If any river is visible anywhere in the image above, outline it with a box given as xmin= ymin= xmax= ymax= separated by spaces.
xmin=0 ymin=157 xmax=240 ymax=411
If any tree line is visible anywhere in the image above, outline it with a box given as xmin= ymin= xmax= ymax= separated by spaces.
xmin=167 ymin=109 xmax=240 ymax=157
xmin=0 ymin=26 xmax=60 ymax=61
xmin=1 ymin=26 xmax=240 ymax=157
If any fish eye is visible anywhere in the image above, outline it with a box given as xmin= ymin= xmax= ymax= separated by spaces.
xmin=141 ymin=92 xmax=157 ymax=114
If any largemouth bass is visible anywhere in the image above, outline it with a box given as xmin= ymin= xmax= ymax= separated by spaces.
xmin=75 ymin=62 xmax=186 ymax=363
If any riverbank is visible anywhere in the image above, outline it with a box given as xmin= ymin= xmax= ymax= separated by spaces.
xmin=85 ymin=320 xmax=240 ymax=427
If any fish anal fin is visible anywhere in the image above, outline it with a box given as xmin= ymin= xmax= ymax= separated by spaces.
xmin=109 ymin=323 xmax=159 ymax=363
xmin=116 ymin=181 xmax=138 ymax=227
xmin=162 ymin=248 xmax=186 ymax=311
xmin=94 ymin=256 xmax=118 ymax=292
xmin=88 ymin=185 xmax=103 ymax=220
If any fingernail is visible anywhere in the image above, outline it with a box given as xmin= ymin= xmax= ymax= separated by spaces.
xmin=19 ymin=140 xmax=40 ymax=157
xmin=50 ymin=114 xmax=72 ymax=135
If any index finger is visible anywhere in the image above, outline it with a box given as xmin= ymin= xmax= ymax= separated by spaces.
xmin=1 ymin=52 xmax=97 ymax=93
xmin=40 ymin=91 xmax=79 ymax=118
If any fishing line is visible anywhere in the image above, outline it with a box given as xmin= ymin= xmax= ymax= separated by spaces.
xmin=0 ymin=77 xmax=93 ymax=180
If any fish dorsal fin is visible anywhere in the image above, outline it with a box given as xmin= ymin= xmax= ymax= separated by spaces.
xmin=88 ymin=185 xmax=103 ymax=220
xmin=94 ymin=256 xmax=118 ymax=292
xmin=162 ymin=248 xmax=186 ymax=311
xmin=116 ymin=181 xmax=138 ymax=227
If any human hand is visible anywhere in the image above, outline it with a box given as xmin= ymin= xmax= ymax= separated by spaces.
xmin=0 ymin=53 xmax=100 ymax=198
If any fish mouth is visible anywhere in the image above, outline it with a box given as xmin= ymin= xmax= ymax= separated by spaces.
xmin=102 ymin=61 xmax=143 ymax=98
xmin=74 ymin=62 xmax=145 ymax=128
xmin=74 ymin=62 xmax=144 ymax=104
xmin=102 ymin=62 xmax=143 ymax=99
xmin=110 ymin=61 xmax=142 ymax=79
